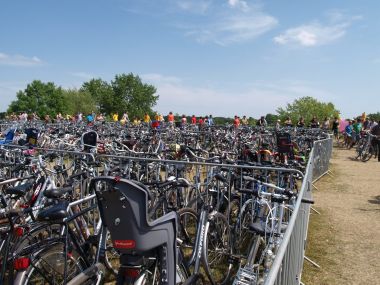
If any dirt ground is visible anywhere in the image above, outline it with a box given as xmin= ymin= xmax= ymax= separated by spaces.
xmin=302 ymin=147 xmax=380 ymax=285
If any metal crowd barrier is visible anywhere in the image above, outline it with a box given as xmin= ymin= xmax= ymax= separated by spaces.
xmin=264 ymin=138 xmax=333 ymax=285
xmin=0 ymin=139 xmax=333 ymax=285
xmin=312 ymin=138 xmax=333 ymax=183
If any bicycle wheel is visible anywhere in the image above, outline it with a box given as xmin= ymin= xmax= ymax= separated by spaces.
xmin=355 ymin=143 xmax=363 ymax=160
xmin=104 ymin=230 xmax=120 ymax=278
xmin=14 ymin=242 xmax=85 ymax=285
xmin=361 ymin=145 xmax=374 ymax=162
xmin=203 ymin=212 xmax=233 ymax=285
xmin=177 ymin=207 xmax=198 ymax=262
xmin=234 ymin=200 xmax=257 ymax=256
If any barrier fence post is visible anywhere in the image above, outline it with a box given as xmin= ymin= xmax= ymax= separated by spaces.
xmin=264 ymin=138 xmax=333 ymax=285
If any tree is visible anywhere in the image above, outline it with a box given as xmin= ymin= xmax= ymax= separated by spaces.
xmin=80 ymin=79 xmax=113 ymax=114
xmin=368 ymin=112 xmax=380 ymax=122
xmin=62 ymin=89 xmax=96 ymax=116
xmin=7 ymin=80 xmax=65 ymax=117
xmin=265 ymin=113 xmax=279 ymax=126
xmin=81 ymin=73 xmax=159 ymax=119
xmin=111 ymin=73 xmax=158 ymax=119
xmin=276 ymin=96 xmax=340 ymax=125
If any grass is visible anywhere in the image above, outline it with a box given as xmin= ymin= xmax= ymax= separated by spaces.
xmin=301 ymin=207 xmax=342 ymax=285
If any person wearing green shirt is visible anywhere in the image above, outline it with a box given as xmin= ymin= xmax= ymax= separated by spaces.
xmin=352 ymin=119 xmax=362 ymax=145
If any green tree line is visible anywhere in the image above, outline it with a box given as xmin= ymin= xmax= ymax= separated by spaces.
xmin=7 ymin=75 xmax=346 ymax=125
xmin=7 ymin=73 xmax=159 ymax=119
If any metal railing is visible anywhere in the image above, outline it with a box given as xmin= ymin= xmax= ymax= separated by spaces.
xmin=264 ymin=138 xmax=333 ymax=285
xmin=0 ymin=139 xmax=333 ymax=285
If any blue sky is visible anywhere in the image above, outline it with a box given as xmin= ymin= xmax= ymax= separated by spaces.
xmin=0 ymin=0 xmax=378 ymax=118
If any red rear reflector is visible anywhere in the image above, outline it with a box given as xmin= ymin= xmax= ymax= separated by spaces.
xmin=14 ymin=257 xmax=30 ymax=270
xmin=125 ymin=268 xmax=140 ymax=278
xmin=14 ymin=227 xmax=24 ymax=237
xmin=113 ymin=240 xmax=136 ymax=249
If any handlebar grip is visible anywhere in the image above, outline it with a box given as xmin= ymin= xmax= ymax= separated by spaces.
xmin=301 ymin=198 xmax=315 ymax=204
xmin=238 ymin=188 xmax=259 ymax=196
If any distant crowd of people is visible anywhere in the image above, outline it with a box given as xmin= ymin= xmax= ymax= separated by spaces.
xmin=4 ymin=111 xmax=379 ymax=133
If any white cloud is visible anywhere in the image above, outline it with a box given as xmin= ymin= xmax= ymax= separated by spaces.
xmin=0 ymin=52 xmax=42 ymax=66
xmin=176 ymin=1 xmax=277 ymax=45
xmin=228 ymin=0 xmax=248 ymax=11
xmin=274 ymin=22 xmax=347 ymax=47
xmin=274 ymin=13 xmax=361 ymax=47
xmin=186 ymin=12 xmax=277 ymax=45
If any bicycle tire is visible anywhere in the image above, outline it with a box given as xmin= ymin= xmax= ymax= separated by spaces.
xmin=361 ymin=145 xmax=374 ymax=162
xmin=203 ymin=212 xmax=233 ymax=285
xmin=14 ymin=242 xmax=85 ymax=285
xmin=177 ymin=207 xmax=198 ymax=262
xmin=233 ymin=199 xmax=257 ymax=256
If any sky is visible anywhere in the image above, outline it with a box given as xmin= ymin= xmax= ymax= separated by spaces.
xmin=0 ymin=0 xmax=379 ymax=118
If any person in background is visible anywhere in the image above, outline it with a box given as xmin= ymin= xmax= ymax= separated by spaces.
xmin=257 ymin=116 xmax=267 ymax=127
xmin=371 ymin=119 xmax=378 ymax=129
xmin=96 ymin=113 xmax=105 ymax=123
xmin=363 ymin=117 xmax=370 ymax=130
xmin=77 ymin=112 xmax=83 ymax=123
xmin=152 ymin=113 xmax=160 ymax=129
xmin=233 ymin=115 xmax=240 ymax=128
xmin=332 ymin=117 xmax=340 ymax=140
xmin=345 ymin=120 xmax=353 ymax=147
xmin=370 ymin=120 xmax=380 ymax=162
xmin=198 ymin=116 xmax=205 ymax=130
xmin=181 ymin=114 xmax=187 ymax=128
xmin=208 ymin=115 xmax=214 ymax=126
xmin=121 ymin=112 xmax=129 ymax=124
xmin=322 ymin=117 xmax=330 ymax=130
xmin=297 ymin=117 xmax=305 ymax=128
xmin=86 ymin=113 xmax=94 ymax=125
xmin=275 ymin=119 xmax=281 ymax=131
xmin=204 ymin=116 xmax=209 ymax=126
xmin=191 ymin=115 xmax=197 ymax=125
xmin=56 ymin=112 xmax=63 ymax=123
xmin=241 ymin=115 xmax=248 ymax=126
xmin=112 ymin=113 xmax=119 ymax=122
xmin=32 ymin=112 xmax=40 ymax=121
xmin=44 ymin=114 xmax=51 ymax=124
xmin=284 ymin=116 xmax=292 ymax=127
xmin=167 ymin=112 xmax=175 ymax=128
xmin=352 ymin=118 xmax=362 ymax=146
xmin=18 ymin=112 xmax=27 ymax=123
xmin=133 ymin=117 xmax=140 ymax=125
xmin=143 ymin=113 xmax=151 ymax=125
xmin=310 ymin=116 xmax=320 ymax=128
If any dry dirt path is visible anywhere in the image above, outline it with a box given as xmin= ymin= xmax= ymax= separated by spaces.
xmin=303 ymin=147 xmax=380 ymax=285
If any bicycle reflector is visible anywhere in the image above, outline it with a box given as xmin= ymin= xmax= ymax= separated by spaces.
xmin=125 ymin=268 xmax=140 ymax=278
xmin=14 ymin=227 xmax=24 ymax=237
xmin=14 ymin=257 xmax=30 ymax=270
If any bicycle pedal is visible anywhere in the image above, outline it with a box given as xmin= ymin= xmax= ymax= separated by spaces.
xmin=233 ymin=267 xmax=258 ymax=285
xmin=228 ymin=254 xmax=242 ymax=264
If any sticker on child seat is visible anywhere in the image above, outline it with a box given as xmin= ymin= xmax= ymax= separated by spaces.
xmin=113 ymin=240 xmax=136 ymax=249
